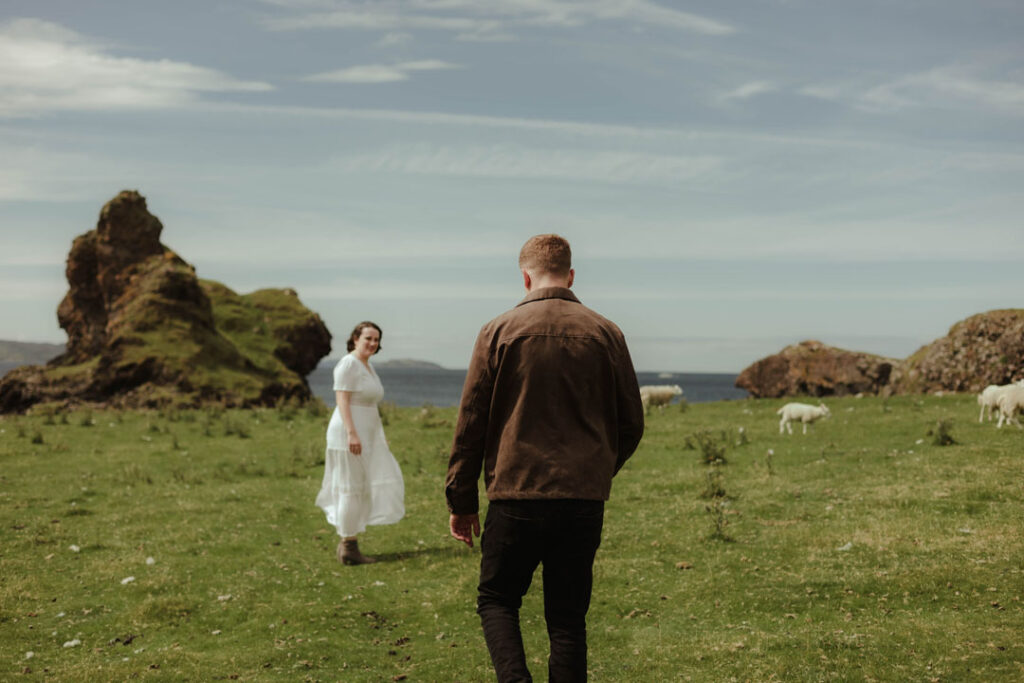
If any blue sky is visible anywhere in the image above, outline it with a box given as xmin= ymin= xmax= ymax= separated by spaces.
xmin=1 ymin=1 xmax=1022 ymax=371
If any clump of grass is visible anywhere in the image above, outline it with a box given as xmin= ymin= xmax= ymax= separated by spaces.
xmin=415 ymin=404 xmax=450 ymax=429
xmin=677 ymin=396 xmax=689 ymax=413
xmin=690 ymin=428 xmax=727 ymax=465
xmin=30 ymin=430 xmax=44 ymax=445
xmin=378 ymin=400 xmax=399 ymax=427
xmin=172 ymin=468 xmax=203 ymax=485
xmin=293 ymin=442 xmax=324 ymax=468
xmin=79 ymin=411 xmax=95 ymax=427
xmin=705 ymin=498 xmax=734 ymax=542
xmin=223 ymin=416 xmax=251 ymax=439
xmin=735 ymin=426 xmax=749 ymax=446
xmin=700 ymin=465 xmax=728 ymax=499
xmin=304 ymin=398 xmax=328 ymax=419
xmin=121 ymin=463 xmax=153 ymax=485
xmin=928 ymin=418 xmax=957 ymax=446
xmin=276 ymin=396 xmax=301 ymax=422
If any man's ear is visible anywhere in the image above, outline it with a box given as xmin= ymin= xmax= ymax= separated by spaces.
xmin=567 ymin=268 xmax=575 ymax=288
xmin=522 ymin=269 xmax=532 ymax=291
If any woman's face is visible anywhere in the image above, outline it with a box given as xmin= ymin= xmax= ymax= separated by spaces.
xmin=353 ymin=326 xmax=380 ymax=359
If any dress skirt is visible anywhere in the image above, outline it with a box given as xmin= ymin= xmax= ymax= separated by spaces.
xmin=316 ymin=402 xmax=405 ymax=538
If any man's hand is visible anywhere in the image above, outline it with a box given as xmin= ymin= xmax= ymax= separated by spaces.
xmin=449 ymin=513 xmax=481 ymax=548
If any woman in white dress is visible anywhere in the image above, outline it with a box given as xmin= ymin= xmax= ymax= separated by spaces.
xmin=315 ymin=321 xmax=405 ymax=565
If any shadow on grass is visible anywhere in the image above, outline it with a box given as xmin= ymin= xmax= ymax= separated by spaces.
xmin=369 ymin=544 xmax=467 ymax=563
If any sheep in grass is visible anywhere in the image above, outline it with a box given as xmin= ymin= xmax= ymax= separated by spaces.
xmin=995 ymin=385 xmax=1024 ymax=429
xmin=978 ymin=380 xmax=1024 ymax=422
xmin=639 ymin=385 xmax=683 ymax=412
xmin=777 ymin=402 xmax=831 ymax=435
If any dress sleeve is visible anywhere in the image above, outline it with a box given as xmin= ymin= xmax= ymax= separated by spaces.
xmin=332 ymin=356 xmax=361 ymax=392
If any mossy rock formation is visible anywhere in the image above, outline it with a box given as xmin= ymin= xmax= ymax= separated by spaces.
xmin=0 ymin=191 xmax=331 ymax=412
xmin=736 ymin=309 xmax=1024 ymax=398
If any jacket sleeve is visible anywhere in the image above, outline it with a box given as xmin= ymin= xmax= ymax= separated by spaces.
xmin=445 ymin=324 xmax=497 ymax=514
xmin=612 ymin=332 xmax=645 ymax=475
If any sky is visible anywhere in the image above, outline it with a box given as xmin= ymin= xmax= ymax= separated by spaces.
xmin=1 ymin=1 xmax=1022 ymax=372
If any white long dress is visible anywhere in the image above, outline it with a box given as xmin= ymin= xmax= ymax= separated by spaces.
xmin=315 ymin=354 xmax=405 ymax=538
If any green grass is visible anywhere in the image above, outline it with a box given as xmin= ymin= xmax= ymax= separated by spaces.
xmin=1 ymin=395 xmax=1021 ymax=681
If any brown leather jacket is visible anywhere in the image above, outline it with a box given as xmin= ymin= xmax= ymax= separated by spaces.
xmin=445 ymin=287 xmax=645 ymax=515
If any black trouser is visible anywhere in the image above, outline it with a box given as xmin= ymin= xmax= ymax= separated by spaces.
xmin=477 ymin=499 xmax=605 ymax=683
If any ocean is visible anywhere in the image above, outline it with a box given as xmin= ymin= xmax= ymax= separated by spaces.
xmin=0 ymin=361 xmax=748 ymax=408
xmin=311 ymin=364 xmax=747 ymax=407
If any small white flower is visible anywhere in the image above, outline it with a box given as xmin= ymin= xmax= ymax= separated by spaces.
xmin=837 ymin=542 xmax=853 ymax=552
xmin=121 ymin=576 xmax=135 ymax=585
xmin=25 ymin=652 xmax=34 ymax=659
xmin=56 ymin=612 xmax=65 ymax=618
xmin=217 ymin=594 xmax=232 ymax=602
xmin=211 ymin=629 xmax=222 ymax=635
xmin=63 ymin=639 xmax=81 ymax=648
xmin=767 ymin=449 xmax=774 ymax=456
xmin=145 ymin=557 xmax=155 ymax=565
xmin=373 ymin=580 xmax=385 ymax=587
xmin=69 ymin=545 xmax=80 ymax=553
xmin=915 ymin=439 xmax=924 ymax=445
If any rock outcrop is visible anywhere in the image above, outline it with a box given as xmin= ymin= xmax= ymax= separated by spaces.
xmin=736 ymin=309 xmax=1024 ymax=398
xmin=889 ymin=309 xmax=1024 ymax=394
xmin=735 ymin=340 xmax=897 ymax=399
xmin=0 ymin=191 xmax=331 ymax=413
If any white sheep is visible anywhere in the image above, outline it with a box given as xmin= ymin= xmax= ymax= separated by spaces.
xmin=639 ymin=384 xmax=682 ymax=411
xmin=777 ymin=402 xmax=830 ymax=435
xmin=995 ymin=385 xmax=1024 ymax=429
xmin=978 ymin=380 xmax=1024 ymax=422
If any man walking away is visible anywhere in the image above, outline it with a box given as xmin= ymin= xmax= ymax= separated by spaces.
xmin=446 ymin=234 xmax=645 ymax=682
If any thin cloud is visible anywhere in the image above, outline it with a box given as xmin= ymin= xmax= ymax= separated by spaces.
xmin=260 ymin=0 xmax=735 ymax=36
xmin=331 ymin=142 xmax=724 ymax=185
xmin=718 ymin=80 xmax=778 ymax=103
xmin=376 ymin=31 xmax=412 ymax=46
xmin=801 ymin=60 xmax=1024 ymax=116
xmin=302 ymin=59 xmax=461 ymax=83
xmin=0 ymin=18 xmax=272 ymax=117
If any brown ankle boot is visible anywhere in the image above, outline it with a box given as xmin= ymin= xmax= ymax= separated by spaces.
xmin=338 ymin=539 xmax=377 ymax=565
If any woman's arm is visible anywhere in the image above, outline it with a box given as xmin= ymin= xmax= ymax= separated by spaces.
xmin=337 ymin=390 xmax=362 ymax=455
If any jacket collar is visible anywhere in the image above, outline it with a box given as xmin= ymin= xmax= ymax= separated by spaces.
xmin=516 ymin=286 xmax=580 ymax=308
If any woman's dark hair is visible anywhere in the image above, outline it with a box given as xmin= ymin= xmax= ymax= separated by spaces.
xmin=347 ymin=321 xmax=383 ymax=354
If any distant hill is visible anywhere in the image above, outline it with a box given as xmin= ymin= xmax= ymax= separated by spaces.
xmin=321 ymin=357 xmax=447 ymax=370
xmin=0 ymin=341 xmax=65 ymax=364
xmin=376 ymin=358 xmax=447 ymax=370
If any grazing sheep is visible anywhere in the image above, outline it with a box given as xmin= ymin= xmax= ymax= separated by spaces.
xmin=777 ymin=402 xmax=830 ymax=435
xmin=639 ymin=385 xmax=682 ymax=411
xmin=978 ymin=380 xmax=1024 ymax=422
xmin=995 ymin=385 xmax=1024 ymax=429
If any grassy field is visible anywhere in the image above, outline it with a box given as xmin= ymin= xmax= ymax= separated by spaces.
xmin=1 ymin=395 xmax=1021 ymax=681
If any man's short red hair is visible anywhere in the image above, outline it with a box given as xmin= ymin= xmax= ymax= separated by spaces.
xmin=518 ymin=234 xmax=572 ymax=277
